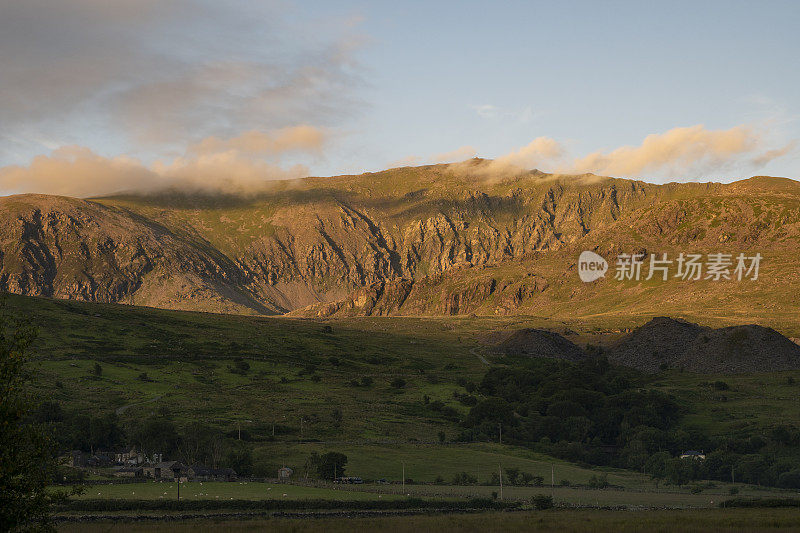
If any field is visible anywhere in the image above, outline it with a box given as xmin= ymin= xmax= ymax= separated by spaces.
xmin=55 ymin=508 xmax=800 ymax=533
xmin=72 ymin=481 xmax=407 ymax=501
xmin=11 ymin=292 xmax=800 ymax=446
xmin=5 ymin=292 xmax=800 ymax=528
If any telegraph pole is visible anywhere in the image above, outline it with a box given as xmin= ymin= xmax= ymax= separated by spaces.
xmin=499 ymin=464 xmax=503 ymax=500
xmin=402 ymin=461 xmax=406 ymax=493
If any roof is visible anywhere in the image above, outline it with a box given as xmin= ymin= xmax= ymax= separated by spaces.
xmin=155 ymin=461 xmax=184 ymax=469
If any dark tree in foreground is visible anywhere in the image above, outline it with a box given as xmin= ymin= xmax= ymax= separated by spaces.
xmin=307 ymin=451 xmax=348 ymax=480
xmin=0 ymin=298 xmax=59 ymax=531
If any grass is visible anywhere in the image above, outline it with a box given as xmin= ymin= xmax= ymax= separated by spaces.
xmin=6 ymin=292 xmax=800 ymax=511
xmin=250 ymin=442 xmax=650 ymax=487
xmin=54 ymin=508 xmax=800 ymax=532
xmin=71 ymin=481 xmax=403 ymax=501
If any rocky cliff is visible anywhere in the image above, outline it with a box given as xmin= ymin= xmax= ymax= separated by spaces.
xmin=1 ymin=161 xmax=799 ymax=317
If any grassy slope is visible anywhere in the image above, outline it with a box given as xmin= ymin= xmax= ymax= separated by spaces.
xmin=8 ymin=293 xmax=800 ymax=491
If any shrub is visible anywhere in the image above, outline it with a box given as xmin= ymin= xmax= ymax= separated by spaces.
xmin=452 ymin=472 xmax=478 ymax=485
xmin=390 ymin=377 xmax=406 ymax=389
xmin=532 ymin=494 xmax=554 ymax=510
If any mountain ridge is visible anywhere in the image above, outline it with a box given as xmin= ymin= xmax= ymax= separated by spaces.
xmin=1 ymin=162 xmax=799 ymax=318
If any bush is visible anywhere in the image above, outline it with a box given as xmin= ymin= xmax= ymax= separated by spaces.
xmin=713 ymin=381 xmax=729 ymax=391
xmin=452 ymin=472 xmax=478 ymax=485
xmin=229 ymin=359 xmax=250 ymax=375
xmin=777 ymin=470 xmax=800 ymax=489
xmin=729 ymin=487 xmax=739 ymax=495
xmin=55 ymin=498 xmax=521 ymax=513
xmin=390 ymin=377 xmax=406 ymax=389
xmin=720 ymin=498 xmax=800 ymax=508
xmin=531 ymin=494 xmax=554 ymax=510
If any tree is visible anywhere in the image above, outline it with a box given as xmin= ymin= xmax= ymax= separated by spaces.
xmin=504 ymin=467 xmax=520 ymax=485
xmin=309 ymin=451 xmax=348 ymax=480
xmin=0 ymin=299 xmax=61 ymax=530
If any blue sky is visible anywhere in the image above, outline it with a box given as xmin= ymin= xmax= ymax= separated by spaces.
xmin=1 ymin=0 xmax=798 ymax=196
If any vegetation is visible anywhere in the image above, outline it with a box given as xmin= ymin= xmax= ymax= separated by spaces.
xmin=2 ymin=292 xmax=799 ymax=506
xmin=0 ymin=298 xmax=65 ymax=530
xmin=463 ymin=358 xmax=800 ymax=487
xmin=53 ymin=509 xmax=800 ymax=533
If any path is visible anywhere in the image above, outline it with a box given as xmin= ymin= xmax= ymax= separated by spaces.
xmin=470 ymin=346 xmax=490 ymax=366
xmin=115 ymin=394 xmax=163 ymax=415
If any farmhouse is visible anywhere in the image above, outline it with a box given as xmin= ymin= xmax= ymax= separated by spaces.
xmin=144 ymin=461 xmax=187 ymax=480
xmin=680 ymin=450 xmax=706 ymax=460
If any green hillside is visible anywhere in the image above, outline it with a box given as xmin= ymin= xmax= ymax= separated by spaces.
xmin=6 ymin=293 xmax=800 ymax=491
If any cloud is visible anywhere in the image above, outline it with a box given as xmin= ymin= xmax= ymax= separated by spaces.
xmin=472 ymin=105 xmax=500 ymax=119
xmin=188 ymin=126 xmax=326 ymax=157
xmin=0 ymin=1 xmax=364 ymax=156
xmin=567 ymin=125 xmax=766 ymax=177
xmin=0 ymin=147 xmax=161 ymax=198
xmin=0 ymin=127 xmax=328 ymax=197
xmin=464 ymin=125 xmax=795 ymax=180
xmin=750 ymin=141 xmax=797 ymax=167
xmin=431 ymin=146 xmax=477 ymax=163
xmin=471 ymin=104 xmax=538 ymax=123
xmin=495 ymin=137 xmax=563 ymax=169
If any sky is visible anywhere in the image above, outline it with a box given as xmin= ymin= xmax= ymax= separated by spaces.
xmin=1 ymin=0 xmax=799 ymax=196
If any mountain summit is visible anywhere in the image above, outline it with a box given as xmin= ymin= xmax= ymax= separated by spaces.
xmin=1 ymin=163 xmax=798 ymax=319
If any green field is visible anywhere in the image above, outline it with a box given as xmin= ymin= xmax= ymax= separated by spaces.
xmin=6 ymin=291 xmax=800 ymax=518
xmin=74 ymin=481 xmax=403 ymax=501
xmin=55 ymin=508 xmax=800 ymax=533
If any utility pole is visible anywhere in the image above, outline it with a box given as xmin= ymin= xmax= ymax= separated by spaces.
xmin=499 ymin=464 xmax=503 ymax=500
xmin=499 ymin=423 xmax=502 ymax=444
xmin=551 ymin=464 xmax=555 ymax=489
xmin=177 ymin=478 xmax=180 ymax=501
xmin=402 ymin=461 xmax=405 ymax=493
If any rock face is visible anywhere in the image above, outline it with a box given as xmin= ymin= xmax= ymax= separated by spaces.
xmin=487 ymin=329 xmax=587 ymax=362
xmin=608 ymin=318 xmax=800 ymax=373
xmin=1 ymin=163 xmax=799 ymax=317
xmin=681 ymin=325 xmax=800 ymax=373
xmin=607 ymin=317 xmax=711 ymax=372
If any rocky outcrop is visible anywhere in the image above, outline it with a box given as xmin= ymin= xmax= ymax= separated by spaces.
xmin=608 ymin=318 xmax=800 ymax=373
xmin=487 ymin=328 xmax=587 ymax=362
xmin=1 ymin=165 xmax=799 ymax=316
